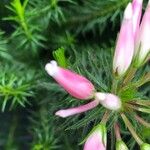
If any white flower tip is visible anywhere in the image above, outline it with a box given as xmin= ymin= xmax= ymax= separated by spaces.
xmin=102 ymin=94 xmax=122 ymax=110
xmin=148 ymin=0 xmax=150 ymax=5
xmin=114 ymin=101 xmax=122 ymax=110
xmin=111 ymin=98 xmax=122 ymax=110
xmin=138 ymin=0 xmax=143 ymax=4
xmin=55 ymin=110 xmax=67 ymax=118
xmin=45 ymin=60 xmax=58 ymax=77
xmin=124 ymin=3 xmax=133 ymax=19
xmin=95 ymin=92 xmax=106 ymax=102
xmin=134 ymin=0 xmax=143 ymax=4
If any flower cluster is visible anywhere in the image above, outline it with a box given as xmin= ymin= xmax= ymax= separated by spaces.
xmin=45 ymin=0 xmax=150 ymax=149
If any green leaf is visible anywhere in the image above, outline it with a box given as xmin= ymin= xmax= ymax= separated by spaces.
xmin=53 ymin=47 xmax=68 ymax=68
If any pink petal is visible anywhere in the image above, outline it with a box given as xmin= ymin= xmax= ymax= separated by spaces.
xmin=132 ymin=0 xmax=143 ymax=39
xmin=113 ymin=3 xmax=134 ymax=76
xmin=55 ymin=100 xmax=99 ymax=118
xmin=84 ymin=125 xmax=107 ymax=150
xmin=45 ymin=61 xmax=95 ymax=99
xmin=135 ymin=1 xmax=150 ymax=65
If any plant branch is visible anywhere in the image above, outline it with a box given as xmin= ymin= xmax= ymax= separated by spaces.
xmin=134 ymin=114 xmax=150 ymax=128
xmin=126 ymin=103 xmax=150 ymax=114
xmin=121 ymin=113 xmax=143 ymax=145
xmin=65 ymin=0 xmax=130 ymax=26
xmin=100 ymin=110 xmax=111 ymax=124
xmin=123 ymin=67 xmax=137 ymax=86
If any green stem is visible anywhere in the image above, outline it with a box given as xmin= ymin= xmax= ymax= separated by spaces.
xmin=121 ymin=113 xmax=143 ymax=145
xmin=100 ymin=110 xmax=110 ymax=124
xmin=111 ymin=78 xmax=119 ymax=94
xmin=134 ymin=114 xmax=150 ymax=128
xmin=134 ymin=72 xmax=150 ymax=88
xmin=127 ymin=103 xmax=150 ymax=114
xmin=21 ymin=21 xmax=32 ymax=39
xmin=111 ymin=127 xmax=115 ymax=150
xmin=129 ymin=100 xmax=150 ymax=107
xmin=123 ymin=67 xmax=137 ymax=86
xmin=120 ymin=72 xmax=150 ymax=94
xmin=5 ymin=116 xmax=17 ymax=150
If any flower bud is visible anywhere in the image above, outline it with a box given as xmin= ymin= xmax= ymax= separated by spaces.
xmin=134 ymin=1 xmax=150 ymax=67
xmin=55 ymin=100 xmax=99 ymax=118
xmin=132 ymin=0 xmax=143 ymax=38
xmin=140 ymin=143 xmax=150 ymax=150
xmin=45 ymin=60 xmax=95 ymax=99
xmin=95 ymin=93 xmax=121 ymax=110
xmin=116 ymin=140 xmax=129 ymax=150
xmin=84 ymin=124 xmax=107 ymax=150
xmin=113 ymin=3 xmax=134 ymax=76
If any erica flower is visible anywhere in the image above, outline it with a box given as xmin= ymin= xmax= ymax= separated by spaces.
xmin=134 ymin=0 xmax=150 ymax=67
xmin=45 ymin=60 xmax=122 ymax=117
xmin=113 ymin=3 xmax=134 ymax=76
xmin=45 ymin=60 xmax=95 ymax=100
xmin=55 ymin=92 xmax=121 ymax=117
xmin=84 ymin=124 xmax=107 ymax=150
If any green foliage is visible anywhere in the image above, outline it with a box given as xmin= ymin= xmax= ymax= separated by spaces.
xmin=64 ymin=0 xmax=130 ymax=34
xmin=119 ymin=86 xmax=138 ymax=102
xmin=0 ymin=31 xmax=7 ymax=52
xmin=30 ymin=107 xmax=60 ymax=150
xmin=4 ymin=0 xmax=46 ymax=55
xmin=0 ymin=65 xmax=34 ymax=111
xmin=0 ymin=30 xmax=12 ymax=60
xmin=53 ymin=47 xmax=68 ymax=68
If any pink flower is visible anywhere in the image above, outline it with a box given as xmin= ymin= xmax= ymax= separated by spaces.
xmin=95 ymin=93 xmax=121 ymax=110
xmin=55 ymin=100 xmax=99 ymax=118
xmin=84 ymin=124 xmax=107 ymax=150
xmin=55 ymin=92 xmax=121 ymax=118
xmin=132 ymin=0 xmax=143 ymax=39
xmin=135 ymin=0 xmax=150 ymax=66
xmin=45 ymin=61 xmax=122 ymax=118
xmin=113 ymin=3 xmax=134 ymax=76
xmin=45 ymin=60 xmax=95 ymax=99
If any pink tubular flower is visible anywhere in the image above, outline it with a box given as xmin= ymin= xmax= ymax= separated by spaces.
xmin=55 ymin=92 xmax=121 ymax=118
xmin=84 ymin=124 xmax=107 ymax=150
xmin=95 ymin=93 xmax=121 ymax=110
xmin=135 ymin=0 xmax=150 ymax=66
xmin=55 ymin=100 xmax=99 ymax=118
xmin=45 ymin=60 xmax=95 ymax=99
xmin=132 ymin=0 xmax=143 ymax=39
xmin=113 ymin=3 xmax=134 ymax=76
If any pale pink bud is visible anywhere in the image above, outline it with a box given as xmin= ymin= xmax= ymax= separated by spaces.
xmin=135 ymin=1 xmax=150 ymax=66
xmin=55 ymin=100 xmax=99 ymax=118
xmin=113 ymin=3 xmax=134 ymax=76
xmin=132 ymin=0 xmax=143 ymax=38
xmin=84 ymin=124 xmax=107 ymax=150
xmin=95 ymin=93 xmax=121 ymax=110
xmin=45 ymin=61 xmax=95 ymax=99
